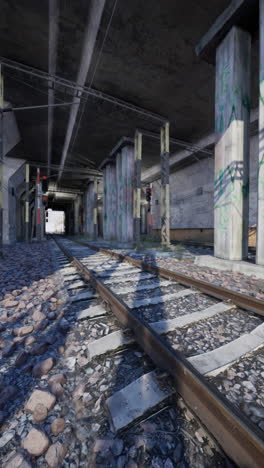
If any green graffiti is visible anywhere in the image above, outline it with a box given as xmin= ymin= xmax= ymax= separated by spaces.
xmin=218 ymin=205 xmax=229 ymax=230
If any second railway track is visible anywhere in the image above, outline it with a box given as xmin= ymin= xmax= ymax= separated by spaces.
xmin=54 ymin=236 xmax=264 ymax=467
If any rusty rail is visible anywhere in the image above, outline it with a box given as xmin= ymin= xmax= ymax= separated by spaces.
xmin=54 ymin=237 xmax=264 ymax=467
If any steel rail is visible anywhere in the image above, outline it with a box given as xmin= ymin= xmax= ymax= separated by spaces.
xmin=54 ymin=237 xmax=264 ymax=467
xmin=79 ymin=241 xmax=264 ymax=317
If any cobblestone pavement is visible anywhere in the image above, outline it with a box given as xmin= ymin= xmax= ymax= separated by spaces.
xmin=0 ymin=241 xmax=233 ymax=468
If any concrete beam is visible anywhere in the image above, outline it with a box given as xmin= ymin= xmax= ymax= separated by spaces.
xmin=195 ymin=0 xmax=258 ymax=63
xmin=47 ymin=0 xmax=59 ymax=177
xmin=57 ymin=0 xmax=106 ymax=182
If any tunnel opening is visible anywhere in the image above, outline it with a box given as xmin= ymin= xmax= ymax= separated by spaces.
xmin=45 ymin=209 xmax=65 ymax=234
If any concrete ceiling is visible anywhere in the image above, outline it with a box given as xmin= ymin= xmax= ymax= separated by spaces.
xmin=0 ymin=0 xmax=259 ymax=190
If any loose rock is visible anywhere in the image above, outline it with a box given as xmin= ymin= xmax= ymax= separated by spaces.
xmin=22 ymin=428 xmax=50 ymax=456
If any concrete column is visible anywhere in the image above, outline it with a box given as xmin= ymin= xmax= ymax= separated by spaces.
xmin=134 ymin=131 xmax=142 ymax=248
xmin=141 ymin=204 xmax=146 ymax=234
xmin=121 ymin=145 xmax=134 ymax=243
xmin=214 ymin=26 xmax=251 ymax=261
xmin=103 ymin=167 xmax=107 ymax=239
xmin=88 ymin=183 xmax=93 ymax=237
xmin=257 ymin=1 xmax=264 ymax=265
xmin=160 ymin=122 xmax=170 ymax=247
xmin=83 ymin=188 xmax=88 ymax=235
xmin=105 ymin=164 xmax=111 ymax=240
xmin=121 ymin=149 xmax=128 ymax=242
xmin=93 ymin=179 xmax=98 ymax=240
xmin=109 ymin=163 xmax=117 ymax=240
xmin=35 ymin=168 xmax=42 ymax=241
xmin=25 ymin=163 xmax=30 ymax=242
xmin=116 ymin=152 xmax=122 ymax=241
xmin=74 ymin=196 xmax=80 ymax=235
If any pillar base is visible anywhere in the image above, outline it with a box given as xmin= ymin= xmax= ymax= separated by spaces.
xmin=195 ymin=255 xmax=264 ymax=280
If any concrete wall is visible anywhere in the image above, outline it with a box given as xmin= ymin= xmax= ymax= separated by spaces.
xmin=151 ymin=134 xmax=258 ymax=232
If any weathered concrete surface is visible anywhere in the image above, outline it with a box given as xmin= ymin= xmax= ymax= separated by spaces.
xmin=104 ymin=272 xmax=155 ymax=284
xmin=194 ymin=255 xmax=264 ymax=280
xmin=97 ymin=267 xmax=140 ymax=278
xmin=77 ymin=304 xmax=107 ymax=320
xmin=71 ymin=291 xmax=96 ymax=302
xmin=127 ymin=289 xmax=198 ymax=309
xmin=189 ymin=323 xmax=264 ymax=376
xmin=151 ymin=302 xmax=234 ymax=334
xmin=107 ymin=371 xmax=175 ymax=431
xmin=87 ymin=330 xmax=134 ymax=360
xmin=82 ymin=302 xmax=234 ymax=359
xmin=214 ymin=26 xmax=251 ymax=261
xmin=112 ymin=279 xmax=172 ymax=295
xmin=67 ymin=280 xmax=86 ymax=290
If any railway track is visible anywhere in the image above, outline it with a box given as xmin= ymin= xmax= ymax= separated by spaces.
xmin=54 ymin=236 xmax=264 ymax=467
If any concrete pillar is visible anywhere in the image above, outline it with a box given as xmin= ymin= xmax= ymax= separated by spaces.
xmin=35 ymin=168 xmax=43 ymax=241
xmin=257 ymin=1 xmax=264 ymax=265
xmin=214 ymin=27 xmax=251 ymax=261
xmin=141 ymin=204 xmax=147 ymax=234
xmin=83 ymin=188 xmax=88 ymax=235
xmin=121 ymin=150 xmax=128 ymax=242
xmin=103 ymin=167 xmax=107 ymax=240
xmin=134 ymin=131 xmax=142 ymax=248
xmin=93 ymin=179 xmax=98 ymax=240
xmin=160 ymin=122 xmax=170 ymax=247
xmin=87 ymin=184 xmax=93 ymax=238
xmin=74 ymin=196 xmax=80 ymax=235
xmin=109 ymin=163 xmax=117 ymax=240
xmin=116 ymin=152 xmax=122 ymax=241
xmin=121 ymin=145 xmax=134 ymax=243
xmin=84 ymin=181 xmax=98 ymax=239
xmin=25 ymin=163 xmax=30 ymax=242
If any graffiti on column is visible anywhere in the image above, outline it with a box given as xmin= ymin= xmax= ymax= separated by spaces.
xmin=214 ymin=161 xmax=245 ymax=231
xmin=215 ymin=62 xmax=250 ymax=134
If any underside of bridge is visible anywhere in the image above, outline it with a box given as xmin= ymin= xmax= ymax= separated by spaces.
xmin=0 ymin=0 xmax=263 ymax=267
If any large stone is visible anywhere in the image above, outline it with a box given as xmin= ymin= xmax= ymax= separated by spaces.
xmin=48 ymin=374 xmax=67 ymax=386
xmin=45 ymin=442 xmax=67 ymax=468
xmin=32 ymin=358 xmax=55 ymax=377
xmin=32 ymin=310 xmax=46 ymax=322
xmin=33 ymin=403 xmax=48 ymax=423
xmin=49 ymin=382 xmax=64 ymax=397
xmin=51 ymin=418 xmax=65 ymax=436
xmin=22 ymin=428 xmax=50 ymax=456
xmin=3 ymin=299 xmax=18 ymax=308
xmin=25 ymin=389 xmax=56 ymax=413
xmin=13 ymin=326 xmax=33 ymax=337
xmin=24 ymin=336 xmax=36 ymax=347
